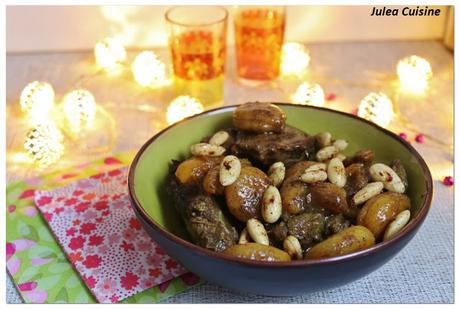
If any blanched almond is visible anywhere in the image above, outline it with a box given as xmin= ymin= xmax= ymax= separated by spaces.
xmin=283 ymin=235 xmax=303 ymax=260
xmin=219 ymin=155 xmax=241 ymax=186
xmin=352 ymin=182 xmax=384 ymax=205
xmin=316 ymin=146 xmax=339 ymax=162
xmin=333 ymin=139 xmax=349 ymax=151
xmin=369 ymin=163 xmax=405 ymax=193
xmin=300 ymin=163 xmax=327 ymax=183
xmin=209 ymin=130 xmax=229 ymax=146
xmin=268 ymin=162 xmax=286 ymax=187
xmin=246 ymin=218 xmax=269 ymax=245
xmin=383 ymin=210 xmax=411 ymax=240
xmin=190 ymin=143 xmax=226 ymax=156
xmin=261 ymin=185 xmax=282 ymax=223
xmin=327 ymin=158 xmax=346 ymax=188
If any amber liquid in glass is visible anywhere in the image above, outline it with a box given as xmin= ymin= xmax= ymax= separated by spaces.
xmin=171 ymin=31 xmax=225 ymax=107
xmin=235 ymin=8 xmax=286 ymax=80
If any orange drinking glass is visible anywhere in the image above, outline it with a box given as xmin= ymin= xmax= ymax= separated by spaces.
xmin=234 ymin=6 xmax=286 ymax=82
xmin=166 ymin=6 xmax=228 ymax=107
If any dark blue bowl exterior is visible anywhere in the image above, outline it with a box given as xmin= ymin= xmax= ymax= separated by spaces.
xmin=132 ymin=204 xmax=422 ymax=296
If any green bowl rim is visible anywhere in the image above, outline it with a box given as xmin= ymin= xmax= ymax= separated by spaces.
xmin=128 ymin=103 xmax=433 ymax=267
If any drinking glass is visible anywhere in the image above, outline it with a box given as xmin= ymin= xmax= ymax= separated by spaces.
xmin=234 ymin=6 xmax=286 ymax=82
xmin=166 ymin=6 xmax=228 ymax=107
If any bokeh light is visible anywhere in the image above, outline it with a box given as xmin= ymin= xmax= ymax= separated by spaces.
xmin=281 ymin=42 xmax=310 ymax=77
xmin=291 ymin=82 xmax=325 ymax=107
xmin=24 ymin=123 xmax=64 ymax=167
xmin=358 ymin=92 xmax=394 ymax=128
xmin=63 ymin=89 xmax=97 ymax=134
xmin=166 ymin=95 xmax=204 ymax=125
xmin=131 ymin=51 xmax=167 ymax=88
xmin=20 ymin=81 xmax=55 ymax=122
xmin=397 ymin=55 xmax=432 ymax=94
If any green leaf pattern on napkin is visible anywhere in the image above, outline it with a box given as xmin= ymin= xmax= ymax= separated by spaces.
xmin=6 ymin=151 xmax=202 ymax=303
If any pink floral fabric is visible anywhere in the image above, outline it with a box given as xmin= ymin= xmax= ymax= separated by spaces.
xmin=34 ymin=167 xmax=187 ymax=303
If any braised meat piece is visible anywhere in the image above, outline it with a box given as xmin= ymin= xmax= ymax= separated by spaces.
xmin=344 ymin=163 xmax=370 ymax=197
xmin=391 ymin=159 xmax=409 ymax=189
xmin=287 ymin=212 xmax=326 ymax=249
xmin=267 ymin=221 xmax=288 ymax=246
xmin=343 ymin=149 xmax=375 ymax=167
xmin=325 ymin=214 xmax=351 ymax=236
xmin=231 ymin=126 xmax=317 ymax=167
xmin=167 ymin=168 xmax=238 ymax=252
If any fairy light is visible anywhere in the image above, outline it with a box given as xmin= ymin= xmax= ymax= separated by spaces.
xmin=358 ymin=92 xmax=394 ymax=128
xmin=94 ymin=38 xmax=127 ymax=71
xmin=397 ymin=55 xmax=432 ymax=94
xmin=62 ymin=89 xmax=97 ymax=134
xmin=291 ymin=82 xmax=325 ymax=107
xmin=281 ymin=42 xmax=310 ymax=77
xmin=20 ymin=81 xmax=55 ymax=121
xmin=166 ymin=95 xmax=204 ymax=125
xmin=131 ymin=51 xmax=167 ymax=88
xmin=24 ymin=123 xmax=64 ymax=167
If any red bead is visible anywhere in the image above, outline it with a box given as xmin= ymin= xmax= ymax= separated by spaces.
xmin=351 ymin=107 xmax=358 ymax=116
xmin=415 ymin=134 xmax=426 ymax=143
xmin=326 ymin=93 xmax=337 ymax=101
xmin=443 ymin=176 xmax=454 ymax=186
xmin=399 ymin=133 xmax=408 ymax=140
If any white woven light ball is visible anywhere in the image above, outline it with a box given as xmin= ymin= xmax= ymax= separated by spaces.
xmin=63 ymin=89 xmax=97 ymax=133
xmin=24 ymin=123 xmax=64 ymax=167
xmin=166 ymin=95 xmax=204 ymax=125
xmin=358 ymin=92 xmax=394 ymax=128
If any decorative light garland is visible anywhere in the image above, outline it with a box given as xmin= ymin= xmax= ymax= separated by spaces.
xmin=397 ymin=55 xmax=432 ymax=94
xmin=15 ymin=36 xmax=447 ymax=169
xmin=290 ymin=82 xmax=325 ymax=107
xmin=357 ymin=92 xmax=394 ymax=128
xmin=94 ymin=37 xmax=127 ymax=71
xmin=131 ymin=51 xmax=168 ymax=88
xmin=62 ymin=89 xmax=97 ymax=134
xmin=281 ymin=42 xmax=310 ymax=77
xmin=20 ymin=81 xmax=55 ymax=122
xmin=166 ymin=95 xmax=204 ymax=125
xmin=24 ymin=123 xmax=64 ymax=167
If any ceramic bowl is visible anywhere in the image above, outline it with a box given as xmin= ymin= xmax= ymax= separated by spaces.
xmin=128 ymin=104 xmax=433 ymax=296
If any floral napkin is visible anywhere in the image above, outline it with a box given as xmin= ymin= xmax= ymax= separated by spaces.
xmin=34 ymin=166 xmax=188 ymax=303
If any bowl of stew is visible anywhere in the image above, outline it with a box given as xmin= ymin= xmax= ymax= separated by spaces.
xmin=128 ymin=102 xmax=433 ymax=296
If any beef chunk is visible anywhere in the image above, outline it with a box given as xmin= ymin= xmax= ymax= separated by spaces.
xmin=391 ymin=159 xmax=409 ymax=189
xmin=287 ymin=213 xmax=325 ymax=248
xmin=167 ymin=169 xmax=238 ymax=252
xmin=344 ymin=163 xmax=370 ymax=197
xmin=267 ymin=221 xmax=288 ymax=246
xmin=343 ymin=149 xmax=375 ymax=167
xmin=325 ymin=214 xmax=351 ymax=236
xmin=231 ymin=126 xmax=317 ymax=167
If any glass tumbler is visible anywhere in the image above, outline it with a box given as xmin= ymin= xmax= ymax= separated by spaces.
xmin=234 ymin=6 xmax=286 ymax=82
xmin=166 ymin=6 xmax=228 ymax=108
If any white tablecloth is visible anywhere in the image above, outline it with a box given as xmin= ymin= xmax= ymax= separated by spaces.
xmin=6 ymin=40 xmax=453 ymax=303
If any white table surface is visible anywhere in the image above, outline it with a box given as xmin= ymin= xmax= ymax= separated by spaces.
xmin=6 ymin=40 xmax=453 ymax=303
